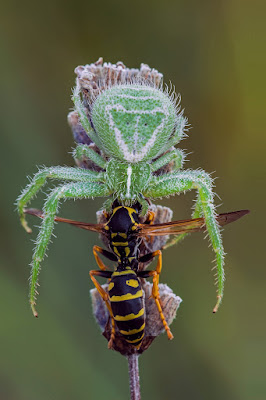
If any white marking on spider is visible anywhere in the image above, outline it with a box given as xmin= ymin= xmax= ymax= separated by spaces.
xmin=126 ymin=165 xmax=132 ymax=198
xmin=116 ymin=94 xmax=158 ymax=100
xmin=106 ymin=104 xmax=168 ymax=162
xmin=107 ymin=104 xmax=166 ymax=116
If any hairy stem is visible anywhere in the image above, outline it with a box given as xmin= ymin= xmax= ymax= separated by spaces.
xmin=127 ymin=354 xmax=141 ymax=400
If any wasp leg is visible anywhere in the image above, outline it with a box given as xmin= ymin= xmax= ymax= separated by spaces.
xmin=92 ymin=246 xmax=117 ymax=347
xmin=138 ymin=250 xmax=174 ymax=340
xmin=145 ymin=210 xmax=156 ymax=225
xmin=89 ymin=270 xmax=116 ymax=348
xmin=144 ymin=210 xmax=156 ymax=244
xmin=93 ymin=245 xmax=117 ymax=271
xmin=102 ymin=210 xmax=110 ymax=219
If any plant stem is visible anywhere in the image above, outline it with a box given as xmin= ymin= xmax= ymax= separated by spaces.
xmin=127 ymin=354 xmax=141 ymax=400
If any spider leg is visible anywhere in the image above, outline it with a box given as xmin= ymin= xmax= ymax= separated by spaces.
xmin=138 ymin=196 xmax=149 ymax=216
xmin=163 ymin=194 xmax=203 ymax=249
xmin=73 ymin=144 xmax=107 ymax=170
xmin=29 ymin=181 xmax=111 ymax=317
xmin=158 ymin=115 xmax=187 ymax=155
xmin=144 ymin=170 xmax=224 ymax=313
xmin=151 ymin=148 xmax=184 ymax=173
xmin=138 ymin=250 xmax=174 ymax=340
xmin=102 ymin=197 xmax=116 ymax=214
xmin=72 ymin=84 xmax=102 ymax=149
xmin=17 ymin=166 xmax=105 ymax=233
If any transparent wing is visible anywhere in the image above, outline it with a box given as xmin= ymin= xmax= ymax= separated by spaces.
xmin=137 ymin=210 xmax=250 ymax=236
xmin=24 ymin=208 xmax=249 ymax=237
xmin=24 ymin=208 xmax=105 ymax=233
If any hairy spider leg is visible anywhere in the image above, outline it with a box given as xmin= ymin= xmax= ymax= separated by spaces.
xmin=144 ymin=169 xmax=224 ymax=313
xmin=163 ymin=194 xmax=203 ymax=249
xmin=17 ymin=166 xmax=105 ymax=233
xmin=150 ymin=148 xmax=185 ymax=173
xmin=73 ymin=144 xmax=107 ymax=170
xmin=138 ymin=250 xmax=174 ymax=340
xmin=28 ymin=182 xmax=111 ymax=317
xmin=72 ymin=84 xmax=102 ymax=149
xmin=158 ymin=116 xmax=187 ymax=155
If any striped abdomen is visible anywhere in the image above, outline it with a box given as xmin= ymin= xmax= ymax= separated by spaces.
xmin=108 ymin=270 xmax=145 ymax=348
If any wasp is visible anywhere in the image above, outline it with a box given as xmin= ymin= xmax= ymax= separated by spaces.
xmin=24 ymin=204 xmax=248 ymax=349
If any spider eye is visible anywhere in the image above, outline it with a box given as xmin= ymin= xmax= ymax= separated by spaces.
xmin=144 ymin=123 xmax=147 ymax=126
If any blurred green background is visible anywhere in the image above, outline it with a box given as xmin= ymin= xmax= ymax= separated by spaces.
xmin=0 ymin=0 xmax=265 ymax=399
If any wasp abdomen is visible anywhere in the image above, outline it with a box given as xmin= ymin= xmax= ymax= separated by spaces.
xmin=109 ymin=270 xmax=145 ymax=347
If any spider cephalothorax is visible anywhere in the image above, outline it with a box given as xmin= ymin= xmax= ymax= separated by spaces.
xmin=17 ymin=58 xmax=228 ymax=317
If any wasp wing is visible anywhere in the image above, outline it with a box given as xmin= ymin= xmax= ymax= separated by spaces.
xmin=138 ymin=210 xmax=249 ymax=236
xmin=24 ymin=208 xmax=249 ymax=236
xmin=24 ymin=208 xmax=105 ymax=233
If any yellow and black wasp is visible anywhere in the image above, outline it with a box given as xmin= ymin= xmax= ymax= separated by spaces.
xmin=25 ymin=203 xmax=248 ymax=350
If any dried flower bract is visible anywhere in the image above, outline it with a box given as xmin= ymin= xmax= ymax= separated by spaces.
xmin=91 ymin=281 xmax=182 ymax=356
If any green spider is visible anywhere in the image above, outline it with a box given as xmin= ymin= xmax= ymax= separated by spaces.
xmin=17 ymin=59 xmax=225 ymax=317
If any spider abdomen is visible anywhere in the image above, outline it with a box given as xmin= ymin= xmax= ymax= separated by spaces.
xmin=92 ymin=85 xmax=178 ymax=163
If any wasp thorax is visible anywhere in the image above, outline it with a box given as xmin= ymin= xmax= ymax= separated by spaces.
xmin=91 ymin=85 xmax=178 ymax=163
